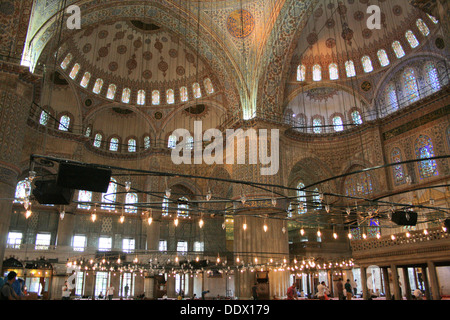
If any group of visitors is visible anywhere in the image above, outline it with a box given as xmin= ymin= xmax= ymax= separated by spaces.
xmin=285 ymin=278 xmax=356 ymax=300
xmin=0 ymin=271 xmax=25 ymax=300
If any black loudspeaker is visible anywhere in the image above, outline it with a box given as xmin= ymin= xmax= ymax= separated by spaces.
xmin=391 ymin=210 xmax=418 ymax=226
xmin=56 ymin=163 xmax=112 ymax=192
xmin=32 ymin=179 xmax=74 ymax=205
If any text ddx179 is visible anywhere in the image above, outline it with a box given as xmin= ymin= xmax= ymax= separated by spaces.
xmin=180 ymin=304 xmax=270 ymax=317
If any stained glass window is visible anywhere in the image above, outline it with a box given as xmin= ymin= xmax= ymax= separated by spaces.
xmin=101 ymin=178 xmax=117 ymax=210
xmin=106 ymin=84 xmax=117 ymax=100
xmin=109 ymin=138 xmax=119 ymax=151
xmin=121 ymin=88 xmax=131 ymax=104
xmin=58 ymin=115 xmax=70 ymax=131
xmin=345 ymin=60 xmax=356 ymax=77
xmin=14 ymin=179 xmax=31 ymax=203
xmin=377 ymin=49 xmax=390 ymax=67
xmin=344 ymin=172 xmax=373 ymax=197
xmin=361 ymin=56 xmax=373 ymax=73
xmin=332 ymin=116 xmax=344 ymax=132
xmin=94 ymin=133 xmax=102 ymax=148
xmin=144 ymin=136 xmax=151 ymax=149
xmin=424 ymin=62 xmax=441 ymax=93
xmin=386 ymin=83 xmax=399 ymax=110
xmin=415 ymin=135 xmax=438 ymax=179
xmin=351 ymin=110 xmax=363 ymax=125
xmin=204 ymin=78 xmax=214 ymax=94
xmin=329 ymin=63 xmax=339 ymax=80
xmin=177 ymin=197 xmax=189 ymax=218
xmin=69 ymin=63 xmax=80 ymax=79
xmin=137 ymin=90 xmax=146 ymax=105
xmin=61 ymin=53 xmax=73 ymax=70
xmin=180 ymin=86 xmax=188 ymax=102
xmin=77 ymin=190 xmax=92 ymax=210
xmin=296 ymin=182 xmax=307 ymax=214
xmin=427 ymin=13 xmax=438 ymax=24
xmin=152 ymin=90 xmax=160 ymax=105
xmin=166 ymin=89 xmax=175 ymax=104
xmin=162 ymin=196 xmax=169 ymax=216
xmin=39 ymin=111 xmax=49 ymax=126
xmin=391 ymin=148 xmax=405 ymax=184
xmin=313 ymin=118 xmax=322 ymax=134
xmin=392 ymin=41 xmax=405 ymax=59
xmin=93 ymin=78 xmax=104 ymax=94
xmin=80 ymin=72 xmax=91 ymax=88
xmin=193 ymin=83 xmax=202 ymax=98
xmin=403 ymin=68 xmax=420 ymax=103
xmin=128 ymin=139 xmax=136 ymax=152
xmin=416 ymin=19 xmax=430 ymax=36
xmin=85 ymin=126 xmax=91 ymax=137
xmin=125 ymin=193 xmax=138 ymax=213
xmin=168 ymin=135 xmax=177 ymax=149
xmin=406 ymin=30 xmax=419 ymax=48
xmin=312 ymin=64 xmax=322 ymax=81
xmin=313 ymin=188 xmax=322 ymax=210
xmin=297 ymin=65 xmax=306 ymax=81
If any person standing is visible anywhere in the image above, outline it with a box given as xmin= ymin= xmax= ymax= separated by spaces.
xmin=336 ymin=278 xmax=345 ymax=300
xmin=317 ymin=282 xmax=328 ymax=300
xmin=106 ymin=285 xmax=115 ymax=300
xmin=124 ymin=284 xmax=129 ymax=298
xmin=286 ymin=284 xmax=297 ymax=300
xmin=0 ymin=271 xmax=18 ymax=300
xmin=252 ymin=283 xmax=258 ymax=300
xmin=345 ymin=279 xmax=353 ymax=300
xmin=62 ymin=281 xmax=71 ymax=300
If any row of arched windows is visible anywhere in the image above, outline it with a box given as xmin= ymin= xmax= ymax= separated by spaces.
xmin=297 ymin=17 xmax=434 ymax=82
xmin=290 ymin=110 xmax=363 ymax=134
xmin=61 ymin=54 xmax=215 ymax=105
xmin=91 ymin=133 xmax=151 ymax=153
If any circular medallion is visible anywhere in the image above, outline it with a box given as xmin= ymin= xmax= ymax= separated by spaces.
xmin=176 ymin=66 xmax=185 ymax=76
xmin=143 ymin=51 xmax=153 ymax=61
xmin=227 ymin=9 xmax=255 ymax=39
xmin=142 ymin=70 xmax=152 ymax=79
xmin=98 ymin=30 xmax=109 ymax=39
xmin=154 ymin=112 xmax=163 ymax=120
xmin=326 ymin=38 xmax=336 ymax=49
xmin=435 ymin=37 xmax=445 ymax=50
xmin=82 ymin=43 xmax=92 ymax=54
xmin=84 ymin=99 xmax=93 ymax=107
xmin=108 ymin=62 xmax=118 ymax=72
xmin=117 ymin=45 xmax=127 ymax=55
xmin=361 ymin=81 xmax=372 ymax=92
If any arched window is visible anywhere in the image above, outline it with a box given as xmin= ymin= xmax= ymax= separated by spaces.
xmin=180 ymin=86 xmax=188 ymax=102
xmin=93 ymin=133 xmax=102 ymax=148
xmin=69 ymin=63 xmax=80 ymax=79
xmin=344 ymin=172 xmax=373 ymax=197
xmin=106 ymin=84 xmax=117 ymax=100
xmin=137 ymin=90 xmax=146 ymax=105
xmin=403 ymin=68 xmax=420 ymax=103
xmin=125 ymin=193 xmax=138 ymax=213
xmin=427 ymin=13 xmax=438 ymax=24
xmin=14 ymin=179 xmax=31 ymax=203
xmin=416 ymin=19 xmax=430 ymax=36
xmin=345 ymin=60 xmax=356 ymax=77
xmin=80 ymin=72 xmax=91 ymax=88
xmin=361 ymin=56 xmax=373 ymax=73
xmin=128 ymin=139 xmax=136 ymax=153
xmin=152 ymin=90 xmax=160 ymax=105
xmin=313 ymin=188 xmax=322 ymax=210
xmin=39 ymin=111 xmax=49 ymax=126
xmin=121 ymin=88 xmax=131 ymax=104
xmin=177 ymin=197 xmax=189 ymax=218
xmin=162 ymin=196 xmax=169 ymax=216
xmin=351 ymin=110 xmax=363 ymax=125
xmin=405 ymin=30 xmax=419 ymax=48
xmin=101 ymin=178 xmax=117 ymax=210
xmin=332 ymin=116 xmax=344 ymax=132
xmin=424 ymin=62 xmax=441 ymax=93
xmin=204 ymin=78 xmax=214 ymax=94
xmin=58 ymin=115 xmax=70 ymax=131
xmin=312 ymin=64 xmax=322 ymax=81
xmin=61 ymin=53 xmax=73 ymax=70
xmin=186 ymin=136 xmax=194 ymax=150
xmin=313 ymin=117 xmax=323 ymax=134
xmin=93 ymin=78 xmax=104 ymax=94
xmin=168 ymin=135 xmax=177 ymax=149
xmin=144 ymin=136 xmax=151 ymax=149
xmin=193 ymin=83 xmax=202 ymax=98
xmin=85 ymin=126 xmax=92 ymax=137
xmin=329 ymin=63 xmax=339 ymax=80
xmin=296 ymin=182 xmax=307 ymax=214
xmin=377 ymin=49 xmax=390 ymax=67
xmin=77 ymin=190 xmax=92 ymax=210
xmin=109 ymin=138 xmax=119 ymax=152
xmin=415 ymin=135 xmax=438 ymax=179
xmin=392 ymin=41 xmax=405 ymax=59
xmin=386 ymin=83 xmax=399 ymax=110
xmin=166 ymin=89 xmax=175 ymax=104
xmin=391 ymin=148 xmax=405 ymax=184
xmin=297 ymin=65 xmax=306 ymax=81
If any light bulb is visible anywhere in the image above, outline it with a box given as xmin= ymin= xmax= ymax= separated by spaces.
xmin=333 ymin=232 xmax=338 ymax=239
xmin=243 ymin=223 xmax=247 ymax=231
xmin=60 ymin=211 xmax=65 ymax=220
xmin=271 ymin=197 xmax=277 ymax=207
xmin=91 ymin=213 xmax=97 ymax=222
xmin=423 ymin=229 xmax=428 ymax=235
xmin=362 ymin=233 xmax=367 ymax=239
xmin=263 ymin=224 xmax=268 ymax=232
xmin=25 ymin=210 xmax=32 ymax=219
xmin=120 ymin=215 xmax=125 ymax=223
xmin=240 ymin=194 xmax=247 ymax=205
xmin=199 ymin=218 xmax=204 ymax=228
xmin=125 ymin=180 xmax=131 ymax=192
xmin=300 ymin=228 xmax=305 ymax=236
xmin=348 ymin=233 xmax=352 ymax=239
xmin=174 ymin=218 xmax=179 ymax=227
xmin=147 ymin=217 xmax=153 ymax=225
xmin=165 ymin=188 xmax=171 ymax=198
xmin=376 ymin=233 xmax=381 ymax=239
xmin=391 ymin=234 xmax=396 ymax=240
xmin=325 ymin=205 xmax=330 ymax=213
xmin=406 ymin=232 xmax=411 ymax=238
xmin=346 ymin=207 xmax=351 ymax=215
xmin=206 ymin=190 xmax=212 ymax=201
xmin=317 ymin=230 xmax=321 ymax=237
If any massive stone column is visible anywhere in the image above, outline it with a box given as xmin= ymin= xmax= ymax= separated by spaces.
xmin=0 ymin=68 xmax=34 ymax=271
